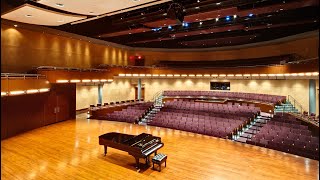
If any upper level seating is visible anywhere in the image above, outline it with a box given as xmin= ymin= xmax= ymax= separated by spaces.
xmin=247 ymin=113 xmax=319 ymax=160
xmin=149 ymin=101 xmax=259 ymax=138
xmin=163 ymin=91 xmax=286 ymax=105
xmin=99 ymin=102 xmax=154 ymax=123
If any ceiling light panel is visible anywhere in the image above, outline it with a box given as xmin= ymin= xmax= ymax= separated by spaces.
xmin=37 ymin=0 xmax=171 ymax=16
xmin=1 ymin=4 xmax=86 ymax=26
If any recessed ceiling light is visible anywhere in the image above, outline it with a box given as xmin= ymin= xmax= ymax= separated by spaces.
xmin=279 ymin=8 xmax=283 ymax=11
xmin=195 ymin=7 xmax=200 ymax=9
xmin=197 ymin=0 xmax=200 ymax=2
xmin=216 ymin=2 xmax=221 ymax=5
xmin=14 ymin=24 xmax=18 ymax=27
xmin=25 ymin=14 xmax=32 ymax=17
xmin=56 ymin=3 xmax=64 ymax=7
xmin=215 ymin=17 xmax=219 ymax=21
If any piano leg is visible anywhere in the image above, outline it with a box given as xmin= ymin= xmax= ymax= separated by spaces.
xmin=104 ymin=145 xmax=107 ymax=156
xmin=135 ymin=158 xmax=140 ymax=170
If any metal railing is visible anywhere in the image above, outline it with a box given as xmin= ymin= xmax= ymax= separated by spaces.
xmin=152 ymin=90 xmax=163 ymax=105
xmin=287 ymin=95 xmax=306 ymax=115
xmin=1 ymin=73 xmax=46 ymax=79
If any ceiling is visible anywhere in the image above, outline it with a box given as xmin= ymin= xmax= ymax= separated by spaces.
xmin=1 ymin=0 xmax=319 ymax=48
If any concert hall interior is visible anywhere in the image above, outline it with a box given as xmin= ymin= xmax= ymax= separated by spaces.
xmin=1 ymin=0 xmax=319 ymax=179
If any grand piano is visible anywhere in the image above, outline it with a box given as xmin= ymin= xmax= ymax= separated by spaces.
xmin=99 ymin=132 xmax=164 ymax=169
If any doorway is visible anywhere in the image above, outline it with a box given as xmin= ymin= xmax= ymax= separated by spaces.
xmin=135 ymin=87 xmax=145 ymax=100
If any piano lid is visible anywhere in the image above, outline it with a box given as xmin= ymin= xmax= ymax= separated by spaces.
xmin=99 ymin=132 xmax=135 ymax=144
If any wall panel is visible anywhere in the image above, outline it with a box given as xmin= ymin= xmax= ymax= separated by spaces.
xmin=1 ymin=23 xmax=132 ymax=73
xmin=76 ymin=85 xmax=99 ymax=110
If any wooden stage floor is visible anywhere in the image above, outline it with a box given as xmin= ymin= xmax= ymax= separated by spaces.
xmin=1 ymin=115 xmax=319 ymax=180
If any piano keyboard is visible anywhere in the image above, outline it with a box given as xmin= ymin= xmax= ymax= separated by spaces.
xmin=142 ymin=143 xmax=163 ymax=156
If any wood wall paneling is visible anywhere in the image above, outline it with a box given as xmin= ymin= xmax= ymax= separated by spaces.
xmin=1 ymin=84 xmax=76 ymax=140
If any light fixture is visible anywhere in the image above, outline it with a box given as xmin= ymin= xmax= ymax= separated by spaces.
xmin=215 ymin=17 xmax=219 ymax=21
xmin=174 ymin=74 xmax=180 ymax=77
xmin=305 ymin=73 xmax=312 ymax=76
xmin=226 ymin=16 xmax=230 ymax=21
xmin=276 ymin=74 xmax=284 ymax=76
xmin=160 ymin=74 xmax=166 ymax=77
xmin=291 ymin=73 xmax=298 ymax=76
xmin=268 ymin=74 xmax=276 ymax=77
xmin=152 ymin=74 xmax=159 ymax=77
xmin=26 ymin=89 xmax=39 ymax=94
xmin=199 ymin=21 xmax=203 ymax=25
xmin=235 ymin=74 xmax=242 ymax=77
xmin=82 ymin=79 xmax=91 ymax=83
xmin=181 ymin=74 xmax=188 ymax=77
xmin=233 ymin=15 xmax=237 ymax=18
xmin=189 ymin=74 xmax=195 ymax=77
xmin=125 ymin=74 xmax=132 ymax=77
xmin=249 ymin=13 xmax=254 ymax=17
xmin=14 ymin=24 xmax=18 ymax=27
xmin=284 ymin=73 xmax=290 ymax=76
xmin=92 ymin=79 xmax=100 ymax=82
xmin=146 ymin=74 xmax=152 ymax=77
xmin=251 ymin=74 xmax=259 ymax=77
xmin=195 ymin=7 xmax=200 ymax=9
xmin=298 ymin=73 xmax=305 ymax=76
xmin=219 ymin=74 xmax=226 ymax=77
xmin=56 ymin=80 xmax=69 ymax=83
xmin=227 ymin=74 xmax=234 ymax=77
xmin=70 ymin=79 xmax=81 ymax=83
xmin=9 ymin=91 xmax=25 ymax=95
xmin=204 ymin=74 xmax=210 ymax=77
xmin=139 ymin=74 xmax=146 ymax=77
xmin=259 ymin=74 xmax=267 ymax=77
xmin=196 ymin=74 xmax=203 ymax=77
xmin=216 ymin=2 xmax=221 ymax=5
xmin=39 ymin=88 xmax=50 ymax=92
xmin=211 ymin=74 xmax=218 ymax=77
xmin=168 ymin=25 xmax=172 ymax=29
xmin=167 ymin=74 xmax=173 ymax=77
xmin=312 ymin=72 xmax=319 ymax=76
xmin=243 ymin=74 xmax=251 ymax=76
xmin=56 ymin=3 xmax=64 ymax=7
xmin=100 ymin=79 xmax=108 ymax=82
xmin=132 ymin=74 xmax=139 ymax=77
xmin=107 ymin=79 xmax=113 ymax=82
xmin=1 ymin=92 xmax=7 ymax=96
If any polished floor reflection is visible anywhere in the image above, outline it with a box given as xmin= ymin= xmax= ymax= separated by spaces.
xmin=1 ymin=115 xmax=319 ymax=180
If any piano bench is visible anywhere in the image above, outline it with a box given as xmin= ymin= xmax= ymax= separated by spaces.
xmin=152 ymin=153 xmax=167 ymax=172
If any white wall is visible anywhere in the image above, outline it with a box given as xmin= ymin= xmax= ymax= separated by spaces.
xmin=75 ymin=78 xmax=317 ymax=115
xmin=76 ymin=85 xmax=99 ymax=110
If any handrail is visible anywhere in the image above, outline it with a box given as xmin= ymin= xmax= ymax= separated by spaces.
xmin=1 ymin=73 xmax=46 ymax=78
xmin=152 ymin=90 xmax=163 ymax=104
xmin=36 ymin=66 xmax=109 ymax=72
xmin=287 ymin=95 xmax=307 ymax=115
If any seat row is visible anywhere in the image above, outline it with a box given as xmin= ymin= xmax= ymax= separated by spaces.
xmin=163 ymin=91 xmax=286 ymax=104
xmin=98 ymin=102 xmax=154 ymax=123
xmin=247 ymin=114 xmax=319 ymax=160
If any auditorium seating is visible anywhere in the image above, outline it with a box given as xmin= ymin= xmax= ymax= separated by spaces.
xmin=247 ymin=113 xmax=319 ymax=160
xmin=149 ymin=100 xmax=259 ymax=138
xmin=98 ymin=102 xmax=154 ymax=123
xmin=163 ymin=91 xmax=286 ymax=105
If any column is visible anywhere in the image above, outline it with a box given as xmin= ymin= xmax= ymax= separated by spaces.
xmin=98 ymin=84 xmax=103 ymax=104
xmin=309 ymin=79 xmax=316 ymax=114
xmin=138 ymin=78 xmax=142 ymax=100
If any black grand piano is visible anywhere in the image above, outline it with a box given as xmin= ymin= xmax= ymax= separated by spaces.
xmin=99 ymin=132 xmax=164 ymax=169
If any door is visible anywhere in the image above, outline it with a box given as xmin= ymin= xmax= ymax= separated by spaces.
xmin=135 ymin=87 xmax=145 ymax=100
